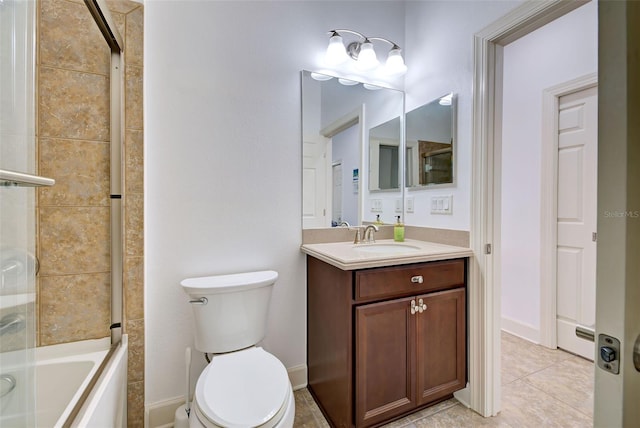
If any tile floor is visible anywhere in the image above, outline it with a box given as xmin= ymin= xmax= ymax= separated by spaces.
xmin=293 ymin=331 xmax=594 ymax=427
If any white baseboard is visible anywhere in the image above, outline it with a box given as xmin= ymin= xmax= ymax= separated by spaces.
xmin=146 ymin=396 xmax=184 ymax=428
xmin=287 ymin=364 xmax=308 ymax=390
xmin=501 ymin=316 xmax=540 ymax=344
xmin=453 ymin=383 xmax=471 ymax=408
xmin=145 ymin=365 xmax=308 ymax=428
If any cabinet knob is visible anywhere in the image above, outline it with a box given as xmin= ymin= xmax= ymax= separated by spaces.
xmin=418 ymin=298 xmax=427 ymax=313
xmin=410 ymin=299 xmax=417 ymax=315
xmin=411 ymin=275 xmax=424 ymax=284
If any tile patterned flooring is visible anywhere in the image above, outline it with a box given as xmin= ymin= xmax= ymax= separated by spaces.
xmin=293 ymin=331 xmax=594 ymax=427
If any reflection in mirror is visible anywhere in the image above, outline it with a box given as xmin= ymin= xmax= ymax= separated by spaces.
xmin=302 ymin=70 xmax=404 ymax=229
xmin=406 ymin=93 xmax=456 ymax=188
xmin=369 ymin=117 xmax=400 ymax=191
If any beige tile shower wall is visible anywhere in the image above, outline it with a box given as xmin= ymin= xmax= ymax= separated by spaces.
xmin=123 ymin=3 xmax=145 ymax=427
xmin=36 ymin=0 xmax=144 ymax=425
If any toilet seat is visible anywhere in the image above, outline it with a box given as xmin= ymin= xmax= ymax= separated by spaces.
xmin=194 ymin=347 xmax=290 ymax=428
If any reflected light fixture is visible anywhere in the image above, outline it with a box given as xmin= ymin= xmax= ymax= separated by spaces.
xmin=439 ymin=93 xmax=453 ymax=106
xmin=324 ymin=29 xmax=407 ymax=76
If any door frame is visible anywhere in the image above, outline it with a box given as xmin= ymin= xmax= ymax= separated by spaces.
xmin=539 ymin=73 xmax=598 ymax=349
xmin=469 ymin=0 xmax=589 ymax=417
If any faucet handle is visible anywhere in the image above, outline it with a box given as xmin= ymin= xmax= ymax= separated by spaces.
xmin=353 ymin=227 xmax=362 ymax=244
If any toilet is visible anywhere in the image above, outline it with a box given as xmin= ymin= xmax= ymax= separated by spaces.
xmin=181 ymin=270 xmax=295 ymax=428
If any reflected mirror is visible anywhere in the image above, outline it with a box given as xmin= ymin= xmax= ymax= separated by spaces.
xmin=406 ymin=93 xmax=456 ymax=188
xmin=302 ymin=70 xmax=404 ymax=229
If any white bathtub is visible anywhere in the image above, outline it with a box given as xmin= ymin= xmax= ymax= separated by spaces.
xmin=0 ymin=335 xmax=128 ymax=427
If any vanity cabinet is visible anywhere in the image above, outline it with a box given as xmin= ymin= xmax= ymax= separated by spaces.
xmin=307 ymin=256 xmax=467 ymax=428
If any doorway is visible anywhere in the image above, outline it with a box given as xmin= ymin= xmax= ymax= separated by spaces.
xmin=468 ymin=0 xmax=595 ymax=417
xmin=498 ymin=3 xmax=598 ymax=360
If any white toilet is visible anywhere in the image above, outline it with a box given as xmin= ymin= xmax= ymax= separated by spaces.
xmin=181 ymin=270 xmax=295 ymax=428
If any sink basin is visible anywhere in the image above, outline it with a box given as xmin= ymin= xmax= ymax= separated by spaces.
xmin=353 ymin=243 xmax=421 ymax=254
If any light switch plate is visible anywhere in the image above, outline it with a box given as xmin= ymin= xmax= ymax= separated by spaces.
xmin=406 ymin=197 xmax=414 ymax=213
xmin=430 ymin=195 xmax=453 ymax=215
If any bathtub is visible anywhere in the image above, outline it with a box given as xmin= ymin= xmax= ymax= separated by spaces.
xmin=0 ymin=335 xmax=128 ymax=427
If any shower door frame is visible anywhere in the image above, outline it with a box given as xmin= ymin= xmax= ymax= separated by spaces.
xmin=83 ymin=0 xmax=124 ymax=347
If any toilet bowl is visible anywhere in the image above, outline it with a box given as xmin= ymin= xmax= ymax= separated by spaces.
xmin=181 ymin=270 xmax=294 ymax=428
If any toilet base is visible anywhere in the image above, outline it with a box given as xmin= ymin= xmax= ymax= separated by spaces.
xmin=174 ymin=404 xmax=190 ymax=428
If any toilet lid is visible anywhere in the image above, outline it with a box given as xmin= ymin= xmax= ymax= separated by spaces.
xmin=195 ymin=347 xmax=289 ymax=427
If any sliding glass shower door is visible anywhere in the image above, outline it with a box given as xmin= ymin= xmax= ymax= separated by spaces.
xmin=1 ymin=1 xmax=47 ymax=425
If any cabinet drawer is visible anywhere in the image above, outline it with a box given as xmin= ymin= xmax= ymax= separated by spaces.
xmin=355 ymin=259 xmax=465 ymax=302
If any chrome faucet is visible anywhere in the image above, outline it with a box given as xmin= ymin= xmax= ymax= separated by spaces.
xmin=363 ymin=224 xmax=379 ymax=243
xmin=0 ymin=313 xmax=25 ymax=336
xmin=339 ymin=221 xmax=350 ymax=227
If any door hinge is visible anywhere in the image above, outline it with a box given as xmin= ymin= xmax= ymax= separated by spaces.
xmin=592 ymin=232 xmax=597 ymax=242
xmin=485 ymin=243 xmax=492 ymax=255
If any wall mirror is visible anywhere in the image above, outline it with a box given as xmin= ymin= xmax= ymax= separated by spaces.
xmin=406 ymin=93 xmax=456 ymax=188
xmin=302 ymin=70 xmax=404 ymax=229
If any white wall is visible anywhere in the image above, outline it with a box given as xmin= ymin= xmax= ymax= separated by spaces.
xmin=403 ymin=0 xmax=524 ymax=229
xmin=500 ymin=1 xmax=597 ymax=340
xmin=144 ymin=1 xmax=405 ymax=406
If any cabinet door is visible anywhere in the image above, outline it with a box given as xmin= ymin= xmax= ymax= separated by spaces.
xmin=355 ymin=297 xmax=416 ymax=427
xmin=415 ymin=288 xmax=466 ymax=405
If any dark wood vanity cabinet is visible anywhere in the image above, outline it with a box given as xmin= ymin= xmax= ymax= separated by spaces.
xmin=307 ymin=256 xmax=467 ymax=428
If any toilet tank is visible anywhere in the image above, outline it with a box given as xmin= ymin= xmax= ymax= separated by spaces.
xmin=180 ymin=270 xmax=278 ymax=353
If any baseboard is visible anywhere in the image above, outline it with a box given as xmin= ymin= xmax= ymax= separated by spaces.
xmin=288 ymin=364 xmax=308 ymax=390
xmin=453 ymin=383 xmax=471 ymax=408
xmin=145 ymin=365 xmax=308 ymax=428
xmin=146 ymin=396 xmax=184 ymax=428
xmin=501 ymin=316 xmax=540 ymax=344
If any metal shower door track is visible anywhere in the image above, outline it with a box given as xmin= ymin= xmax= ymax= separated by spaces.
xmin=84 ymin=0 xmax=124 ymax=346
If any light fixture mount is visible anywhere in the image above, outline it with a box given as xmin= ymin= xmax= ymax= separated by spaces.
xmin=346 ymin=41 xmax=362 ymax=60
xmin=324 ymin=29 xmax=407 ymax=76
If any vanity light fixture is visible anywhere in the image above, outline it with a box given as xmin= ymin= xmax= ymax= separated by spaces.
xmin=325 ymin=29 xmax=407 ymax=76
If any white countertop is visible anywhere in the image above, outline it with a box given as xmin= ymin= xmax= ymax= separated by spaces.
xmin=301 ymin=239 xmax=473 ymax=270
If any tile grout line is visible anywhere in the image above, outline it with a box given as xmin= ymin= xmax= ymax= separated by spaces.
xmin=519 ymin=370 xmax=594 ymax=421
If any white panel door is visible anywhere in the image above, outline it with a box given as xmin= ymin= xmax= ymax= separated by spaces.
xmin=556 ymin=86 xmax=597 ymax=359
xmin=303 ymin=137 xmax=328 ymax=228
xmin=332 ymin=162 xmax=342 ymax=225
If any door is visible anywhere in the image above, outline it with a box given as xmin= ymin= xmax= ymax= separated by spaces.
xmin=302 ymin=136 xmax=328 ymax=228
xmin=355 ymin=297 xmax=416 ymax=427
xmin=416 ymin=288 xmax=466 ymax=405
xmin=556 ymin=86 xmax=598 ymax=360
xmin=331 ymin=162 xmax=342 ymax=225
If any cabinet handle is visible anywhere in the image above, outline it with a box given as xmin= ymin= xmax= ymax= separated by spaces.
xmin=411 ymin=275 xmax=424 ymax=284
xmin=418 ymin=298 xmax=427 ymax=313
xmin=410 ymin=299 xmax=417 ymax=315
